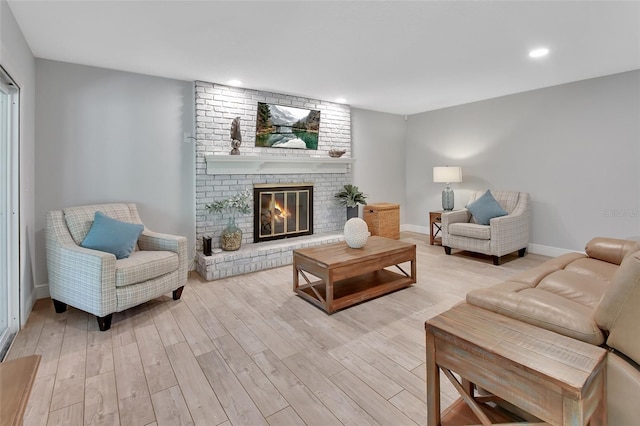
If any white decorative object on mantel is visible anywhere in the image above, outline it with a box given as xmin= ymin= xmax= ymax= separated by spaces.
xmin=344 ymin=218 xmax=370 ymax=249
xmin=204 ymin=154 xmax=354 ymax=175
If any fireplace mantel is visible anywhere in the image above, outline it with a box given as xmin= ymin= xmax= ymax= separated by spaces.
xmin=204 ymin=155 xmax=354 ymax=175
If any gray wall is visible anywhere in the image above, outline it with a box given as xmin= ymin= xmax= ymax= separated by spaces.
xmin=351 ymin=108 xmax=407 ymax=222
xmin=34 ymin=59 xmax=195 ymax=290
xmin=405 ymin=70 xmax=640 ymax=251
xmin=1 ymin=0 xmax=37 ymax=325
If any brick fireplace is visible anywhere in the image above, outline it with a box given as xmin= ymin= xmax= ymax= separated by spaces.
xmin=194 ymin=81 xmax=352 ymax=280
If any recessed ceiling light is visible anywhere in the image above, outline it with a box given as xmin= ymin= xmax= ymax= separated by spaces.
xmin=529 ymin=48 xmax=549 ymax=59
xmin=336 ymin=97 xmax=347 ymax=103
xmin=227 ymin=79 xmax=243 ymax=86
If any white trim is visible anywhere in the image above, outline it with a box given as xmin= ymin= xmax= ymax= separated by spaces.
xmin=35 ymin=283 xmax=50 ymax=300
xmin=204 ymin=154 xmax=354 ymax=175
xmin=0 ymin=68 xmax=20 ymax=353
xmin=401 ymin=224 xmax=428 ymax=234
xmin=527 ymin=243 xmax=579 ymax=258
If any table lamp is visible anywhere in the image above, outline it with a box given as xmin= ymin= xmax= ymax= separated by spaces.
xmin=433 ymin=166 xmax=462 ymax=211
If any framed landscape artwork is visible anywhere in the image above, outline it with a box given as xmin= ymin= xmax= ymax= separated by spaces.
xmin=255 ymin=102 xmax=320 ymax=150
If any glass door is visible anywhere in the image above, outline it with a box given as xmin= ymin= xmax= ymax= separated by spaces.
xmin=0 ymin=67 xmax=20 ymax=359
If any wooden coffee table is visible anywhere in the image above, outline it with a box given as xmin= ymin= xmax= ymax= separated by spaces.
xmin=293 ymin=236 xmax=416 ymax=314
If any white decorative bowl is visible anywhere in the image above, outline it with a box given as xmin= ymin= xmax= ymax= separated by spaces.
xmin=344 ymin=218 xmax=370 ymax=249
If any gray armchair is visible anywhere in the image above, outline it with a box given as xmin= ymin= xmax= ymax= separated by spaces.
xmin=45 ymin=203 xmax=188 ymax=330
xmin=441 ymin=190 xmax=530 ymax=265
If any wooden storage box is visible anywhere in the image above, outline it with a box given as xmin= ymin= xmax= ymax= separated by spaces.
xmin=363 ymin=203 xmax=400 ymax=239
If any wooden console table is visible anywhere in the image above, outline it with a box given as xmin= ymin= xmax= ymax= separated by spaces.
xmin=293 ymin=236 xmax=416 ymax=314
xmin=425 ymin=303 xmax=607 ymax=426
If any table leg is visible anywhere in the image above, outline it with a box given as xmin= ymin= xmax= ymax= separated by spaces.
xmin=293 ymin=257 xmax=299 ymax=292
xmin=325 ymin=271 xmax=333 ymax=313
xmin=411 ymin=254 xmax=417 ymax=282
xmin=462 ymin=378 xmax=473 ymax=397
xmin=426 ymin=331 xmax=440 ymax=426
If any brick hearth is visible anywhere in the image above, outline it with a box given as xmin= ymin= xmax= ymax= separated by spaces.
xmin=195 ymin=232 xmax=344 ymax=281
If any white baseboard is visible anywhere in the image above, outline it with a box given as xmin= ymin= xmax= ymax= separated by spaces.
xmin=401 ymin=224 xmax=428 ymax=234
xmin=527 ymin=243 xmax=579 ymax=257
xmin=21 ymin=293 xmax=34 ymax=327
xmin=35 ymin=283 xmax=50 ymax=299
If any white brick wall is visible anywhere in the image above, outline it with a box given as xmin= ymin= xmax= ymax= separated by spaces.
xmin=195 ymin=81 xmax=352 ymax=253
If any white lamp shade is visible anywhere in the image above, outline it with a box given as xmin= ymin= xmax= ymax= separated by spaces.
xmin=433 ymin=166 xmax=462 ymax=183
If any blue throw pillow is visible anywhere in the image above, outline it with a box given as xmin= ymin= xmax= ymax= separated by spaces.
xmin=81 ymin=211 xmax=144 ymax=259
xmin=466 ymin=190 xmax=508 ymax=225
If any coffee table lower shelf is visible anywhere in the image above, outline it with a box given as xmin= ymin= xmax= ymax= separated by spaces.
xmin=296 ymin=269 xmax=413 ymax=313
xmin=440 ymin=398 xmax=527 ymax=426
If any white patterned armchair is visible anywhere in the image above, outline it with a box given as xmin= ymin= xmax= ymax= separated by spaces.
xmin=441 ymin=190 xmax=530 ymax=265
xmin=45 ymin=203 xmax=188 ymax=331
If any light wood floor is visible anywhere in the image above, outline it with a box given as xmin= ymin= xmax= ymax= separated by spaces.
xmin=7 ymin=233 xmax=548 ymax=426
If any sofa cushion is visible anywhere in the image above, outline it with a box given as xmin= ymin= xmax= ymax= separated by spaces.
xmin=81 ymin=212 xmax=144 ymax=259
xmin=466 ymin=190 xmax=508 ymax=225
xmin=448 ymin=223 xmax=491 ymax=240
xmin=115 ymin=250 xmax=179 ymax=287
xmin=64 ymin=203 xmax=139 ymax=245
xmin=537 ymin=270 xmax=607 ymax=308
xmin=507 ymin=252 xmax=587 ymax=287
xmin=564 ymin=258 xmax=618 ymax=284
xmin=467 ymin=282 xmax=605 ymax=345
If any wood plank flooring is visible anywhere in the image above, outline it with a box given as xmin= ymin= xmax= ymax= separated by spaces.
xmin=7 ymin=232 xmax=548 ymax=425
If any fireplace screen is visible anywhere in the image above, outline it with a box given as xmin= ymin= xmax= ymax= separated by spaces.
xmin=254 ymin=184 xmax=313 ymax=242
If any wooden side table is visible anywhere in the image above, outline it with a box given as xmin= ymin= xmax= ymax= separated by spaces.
xmin=429 ymin=210 xmax=443 ymax=245
xmin=425 ymin=304 xmax=607 ymax=426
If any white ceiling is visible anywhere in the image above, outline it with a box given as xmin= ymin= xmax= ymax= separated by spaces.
xmin=7 ymin=0 xmax=640 ymax=115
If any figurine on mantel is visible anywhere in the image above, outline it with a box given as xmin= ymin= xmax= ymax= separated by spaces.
xmin=230 ymin=116 xmax=242 ymax=155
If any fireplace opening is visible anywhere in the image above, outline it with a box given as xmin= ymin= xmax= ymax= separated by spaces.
xmin=254 ymin=183 xmax=313 ymax=242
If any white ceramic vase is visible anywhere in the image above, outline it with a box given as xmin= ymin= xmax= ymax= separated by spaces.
xmin=344 ymin=218 xmax=370 ymax=248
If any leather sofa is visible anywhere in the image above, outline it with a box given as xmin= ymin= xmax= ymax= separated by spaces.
xmin=466 ymin=237 xmax=640 ymax=425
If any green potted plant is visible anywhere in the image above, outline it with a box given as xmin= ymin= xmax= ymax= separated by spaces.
xmin=335 ymin=184 xmax=368 ymax=220
xmin=206 ymin=189 xmax=252 ymax=251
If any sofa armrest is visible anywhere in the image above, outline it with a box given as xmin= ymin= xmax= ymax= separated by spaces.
xmin=442 ymin=209 xmax=470 ymax=228
xmin=442 ymin=209 xmax=471 ymax=246
xmin=490 ymin=212 xmax=529 ymax=236
xmin=585 ymin=237 xmax=640 ymax=265
xmin=138 ymin=230 xmax=188 ymax=275
xmin=45 ymin=210 xmax=117 ymax=317
xmin=138 ymin=230 xmax=186 ymax=253
xmin=489 ymin=210 xmax=530 ymax=256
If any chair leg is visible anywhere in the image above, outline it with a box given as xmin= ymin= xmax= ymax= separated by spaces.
xmin=444 ymin=246 xmax=452 ymax=255
xmin=173 ymin=286 xmax=185 ymax=301
xmin=96 ymin=314 xmax=113 ymax=331
xmin=52 ymin=299 xmax=67 ymax=313
xmin=493 ymin=256 xmax=500 ymax=266
xmin=518 ymin=247 xmax=526 ymax=257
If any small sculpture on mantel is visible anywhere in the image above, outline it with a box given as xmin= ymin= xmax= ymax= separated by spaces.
xmin=230 ymin=116 xmax=242 ymax=155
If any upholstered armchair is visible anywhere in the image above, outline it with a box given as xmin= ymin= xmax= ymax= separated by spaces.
xmin=441 ymin=190 xmax=530 ymax=265
xmin=45 ymin=203 xmax=188 ymax=331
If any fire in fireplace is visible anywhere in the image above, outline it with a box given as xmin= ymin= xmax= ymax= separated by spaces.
xmin=254 ymin=183 xmax=313 ymax=242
